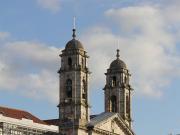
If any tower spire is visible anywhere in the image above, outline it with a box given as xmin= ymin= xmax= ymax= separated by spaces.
xmin=72 ymin=17 xmax=76 ymax=39
xmin=116 ymin=49 xmax=120 ymax=59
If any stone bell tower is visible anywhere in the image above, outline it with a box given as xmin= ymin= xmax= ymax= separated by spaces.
xmin=58 ymin=27 xmax=90 ymax=134
xmin=104 ymin=49 xmax=133 ymax=127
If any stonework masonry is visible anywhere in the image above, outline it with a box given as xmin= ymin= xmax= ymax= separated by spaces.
xmin=57 ymin=28 xmax=135 ymax=135
xmin=0 ymin=27 xmax=135 ymax=135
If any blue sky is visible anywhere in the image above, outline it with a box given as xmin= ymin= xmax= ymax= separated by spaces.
xmin=0 ymin=0 xmax=180 ymax=135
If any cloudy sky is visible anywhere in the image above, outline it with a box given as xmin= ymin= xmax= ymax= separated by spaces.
xmin=0 ymin=0 xmax=180 ymax=135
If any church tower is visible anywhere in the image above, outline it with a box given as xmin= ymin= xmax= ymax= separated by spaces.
xmin=104 ymin=49 xmax=133 ymax=127
xmin=58 ymin=27 xmax=90 ymax=134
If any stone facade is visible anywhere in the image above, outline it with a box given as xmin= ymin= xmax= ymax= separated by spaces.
xmin=58 ymin=29 xmax=90 ymax=135
xmin=104 ymin=49 xmax=133 ymax=127
xmin=58 ymin=28 xmax=135 ymax=135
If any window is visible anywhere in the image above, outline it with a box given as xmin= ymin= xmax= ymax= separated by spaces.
xmin=112 ymin=76 xmax=116 ymax=87
xmin=124 ymin=76 xmax=127 ymax=83
xmin=111 ymin=96 xmax=117 ymax=112
xmin=82 ymin=79 xmax=86 ymax=99
xmin=126 ymin=95 xmax=130 ymax=116
xmin=81 ymin=58 xmax=84 ymax=67
xmin=124 ymin=75 xmax=129 ymax=84
xmin=68 ymin=57 xmax=72 ymax=67
xmin=66 ymin=79 xmax=72 ymax=98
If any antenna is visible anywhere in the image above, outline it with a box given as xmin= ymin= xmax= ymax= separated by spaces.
xmin=73 ymin=16 xmax=76 ymax=29
xmin=72 ymin=17 xmax=76 ymax=39
xmin=116 ymin=39 xmax=120 ymax=59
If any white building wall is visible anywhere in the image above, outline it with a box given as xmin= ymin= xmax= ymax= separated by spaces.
xmin=0 ymin=114 xmax=58 ymax=134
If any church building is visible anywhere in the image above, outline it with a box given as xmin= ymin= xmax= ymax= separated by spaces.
xmin=57 ymin=26 xmax=135 ymax=135
xmin=0 ymin=26 xmax=135 ymax=135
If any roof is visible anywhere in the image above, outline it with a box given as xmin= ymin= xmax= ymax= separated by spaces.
xmin=88 ymin=112 xmax=135 ymax=135
xmin=90 ymin=114 xmax=99 ymax=119
xmin=44 ymin=119 xmax=59 ymax=126
xmin=65 ymin=39 xmax=84 ymax=50
xmin=110 ymin=58 xmax=126 ymax=69
xmin=88 ymin=112 xmax=116 ymax=127
xmin=109 ymin=49 xmax=127 ymax=69
xmin=0 ymin=106 xmax=46 ymax=125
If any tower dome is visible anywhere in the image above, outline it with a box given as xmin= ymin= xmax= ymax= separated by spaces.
xmin=65 ymin=39 xmax=84 ymax=50
xmin=109 ymin=49 xmax=126 ymax=69
xmin=65 ymin=28 xmax=84 ymax=50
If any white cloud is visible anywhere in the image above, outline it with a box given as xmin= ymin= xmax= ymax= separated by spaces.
xmin=37 ymin=0 xmax=61 ymax=13
xmin=1 ymin=1 xmax=180 ymax=104
xmin=20 ymin=70 xmax=59 ymax=102
xmin=3 ymin=41 xmax=59 ymax=70
xmin=0 ymin=40 xmax=60 ymax=103
xmin=0 ymin=32 xmax=10 ymax=40
xmin=81 ymin=5 xmax=180 ymax=98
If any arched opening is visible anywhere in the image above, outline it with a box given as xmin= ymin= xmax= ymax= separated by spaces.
xmin=81 ymin=58 xmax=84 ymax=68
xmin=112 ymin=76 xmax=116 ymax=87
xmin=124 ymin=75 xmax=129 ymax=84
xmin=82 ymin=79 xmax=86 ymax=99
xmin=124 ymin=76 xmax=127 ymax=83
xmin=68 ymin=57 xmax=72 ymax=67
xmin=66 ymin=79 xmax=72 ymax=98
xmin=126 ymin=95 xmax=130 ymax=117
xmin=111 ymin=95 xmax=117 ymax=112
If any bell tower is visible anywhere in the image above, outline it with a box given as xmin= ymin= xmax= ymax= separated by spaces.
xmin=104 ymin=49 xmax=133 ymax=127
xmin=58 ymin=27 xmax=90 ymax=134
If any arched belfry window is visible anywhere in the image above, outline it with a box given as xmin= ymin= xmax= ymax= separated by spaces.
xmin=81 ymin=58 xmax=84 ymax=68
xmin=68 ymin=57 xmax=72 ymax=67
xmin=112 ymin=76 xmax=116 ymax=87
xmin=125 ymin=75 xmax=129 ymax=84
xmin=111 ymin=96 xmax=117 ymax=112
xmin=124 ymin=76 xmax=127 ymax=83
xmin=82 ymin=79 xmax=86 ymax=99
xmin=124 ymin=75 xmax=129 ymax=84
xmin=66 ymin=79 xmax=72 ymax=98
xmin=126 ymin=95 xmax=130 ymax=116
